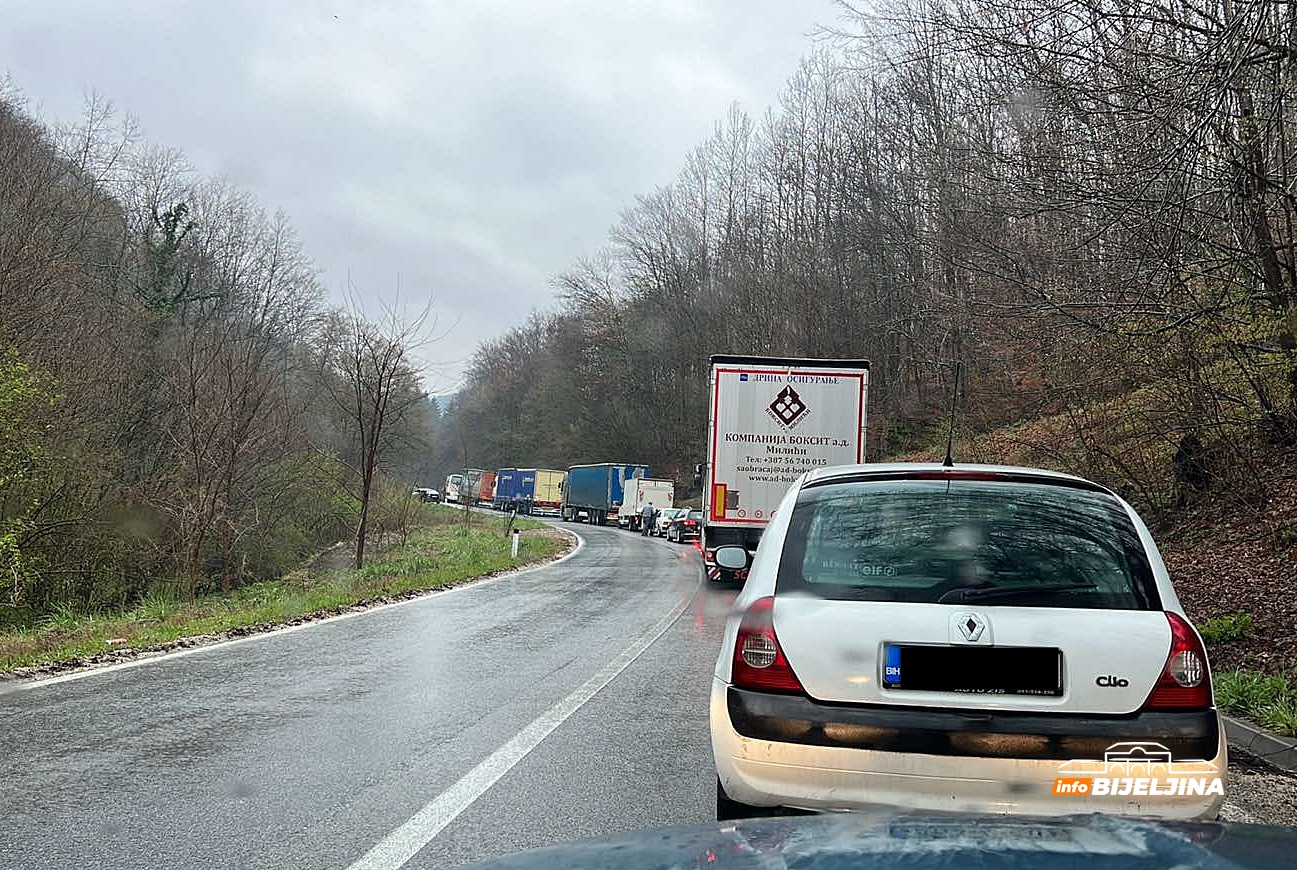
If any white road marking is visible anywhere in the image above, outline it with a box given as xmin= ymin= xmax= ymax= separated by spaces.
xmin=343 ymin=570 xmax=703 ymax=870
xmin=9 ymin=529 xmax=585 ymax=693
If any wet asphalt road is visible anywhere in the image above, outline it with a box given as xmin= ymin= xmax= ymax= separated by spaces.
xmin=0 ymin=522 xmax=737 ymax=870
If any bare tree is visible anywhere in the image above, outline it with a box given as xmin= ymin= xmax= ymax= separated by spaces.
xmin=320 ymin=299 xmax=431 ymax=568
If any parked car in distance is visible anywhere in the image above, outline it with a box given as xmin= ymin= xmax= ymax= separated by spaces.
xmin=711 ymin=463 xmax=1226 ymax=822
xmin=666 ymin=509 xmax=703 ymax=543
xmin=412 ymin=487 xmax=440 ymax=503
xmin=652 ymin=507 xmax=686 ymax=537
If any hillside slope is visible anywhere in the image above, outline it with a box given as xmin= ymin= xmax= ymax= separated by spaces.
xmin=895 ymin=415 xmax=1295 ymax=676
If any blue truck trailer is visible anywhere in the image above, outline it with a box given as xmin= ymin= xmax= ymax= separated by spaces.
xmin=561 ymin=463 xmax=649 ymax=525
xmin=493 ymin=468 xmax=518 ymax=511
xmin=493 ymin=468 xmax=534 ymax=512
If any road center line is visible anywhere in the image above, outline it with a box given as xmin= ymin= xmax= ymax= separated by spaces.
xmin=343 ymin=571 xmax=703 ymax=870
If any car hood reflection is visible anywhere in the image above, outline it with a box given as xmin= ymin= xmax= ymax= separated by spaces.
xmin=460 ymin=810 xmax=1294 ymax=870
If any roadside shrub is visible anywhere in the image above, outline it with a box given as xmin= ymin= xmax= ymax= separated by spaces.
xmin=39 ymin=602 xmax=88 ymax=633
xmin=1198 ymin=611 xmax=1253 ymax=644
xmin=233 ymin=452 xmax=356 ymax=584
xmin=129 ymin=590 xmax=178 ymax=623
xmin=365 ymin=478 xmax=423 ymax=546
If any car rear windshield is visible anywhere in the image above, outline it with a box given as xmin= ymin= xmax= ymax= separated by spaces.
xmin=775 ymin=478 xmax=1160 ymax=610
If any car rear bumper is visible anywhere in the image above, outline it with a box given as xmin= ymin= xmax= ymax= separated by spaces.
xmin=711 ymin=679 xmax=1227 ymax=820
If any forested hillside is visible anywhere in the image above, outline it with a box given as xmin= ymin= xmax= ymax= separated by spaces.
xmin=0 ymin=87 xmax=438 ymax=619
xmin=441 ymin=0 xmax=1297 ymax=515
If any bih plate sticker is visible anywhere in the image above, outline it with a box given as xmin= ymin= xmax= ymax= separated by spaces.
xmin=883 ymin=643 xmax=902 ymax=687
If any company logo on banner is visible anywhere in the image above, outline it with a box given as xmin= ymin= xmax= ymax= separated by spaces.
xmin=767 ymin=385 xmax=809 ymax=429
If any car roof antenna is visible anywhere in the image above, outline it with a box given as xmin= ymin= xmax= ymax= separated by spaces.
xmin=942 ymin=361 xmax=963 ymax=468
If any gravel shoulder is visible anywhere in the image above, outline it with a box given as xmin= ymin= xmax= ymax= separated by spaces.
xmin=1222 ymin=750 xmax=1297 ymax=824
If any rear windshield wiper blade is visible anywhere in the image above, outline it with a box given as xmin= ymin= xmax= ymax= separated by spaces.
xmin=938 ymin=583 xmax=1098 ymax=603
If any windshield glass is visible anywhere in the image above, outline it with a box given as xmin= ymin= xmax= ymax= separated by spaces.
xmin=776 ymin=478 xmax=1159 ymax=609
xmin=8 ymin=0 xmax=1296 ymax=861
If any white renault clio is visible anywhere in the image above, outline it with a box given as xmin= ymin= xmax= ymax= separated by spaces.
xmin=711 ymin=464 xmax=1227 ymax=820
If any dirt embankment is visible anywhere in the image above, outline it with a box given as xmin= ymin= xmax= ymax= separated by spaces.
xmin=1156 ymin=468 xmax=1297 ymax=674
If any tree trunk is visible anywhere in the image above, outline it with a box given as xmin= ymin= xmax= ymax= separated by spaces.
xmin=355 ymin=461 xmax=374 ymax=569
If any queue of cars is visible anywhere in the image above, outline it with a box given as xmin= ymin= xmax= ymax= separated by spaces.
xmin=664 ymin=508 xmax=703 ymax=543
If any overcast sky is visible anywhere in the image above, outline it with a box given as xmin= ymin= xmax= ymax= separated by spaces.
xmin=3 ymin=0 xmax=837 ymax=391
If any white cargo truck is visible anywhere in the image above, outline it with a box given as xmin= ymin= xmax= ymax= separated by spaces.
xmin=619 ymin=478 xmax=676 ymax=530
xmin=699 ymin=355 xmax=869 ymax=582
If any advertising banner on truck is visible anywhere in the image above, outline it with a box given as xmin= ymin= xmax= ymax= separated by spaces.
xmin=707 ymin=357 xmax=868 ymax=528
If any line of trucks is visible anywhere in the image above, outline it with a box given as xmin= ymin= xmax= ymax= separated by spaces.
xmin=441 ymin=464 xmax=673 ymax=531
xmin=438 ymin=355 xmax=870 ymax=582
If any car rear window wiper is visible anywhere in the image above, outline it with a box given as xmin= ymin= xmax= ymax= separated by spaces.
xmin=937 ymin=583 xmax=1098 ymax=603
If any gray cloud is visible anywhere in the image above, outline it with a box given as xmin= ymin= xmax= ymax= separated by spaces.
xmin=3 ymin=0 xmax=837 ymax=387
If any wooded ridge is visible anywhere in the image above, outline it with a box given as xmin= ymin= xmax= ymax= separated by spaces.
xmin=437 ymin=0 xmax=1297 ymax=521
xmin=1 ymin=86 xmax=438 ymax=620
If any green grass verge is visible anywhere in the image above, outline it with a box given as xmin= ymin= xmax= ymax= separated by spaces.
xmin=1215 ymin=669 xmax=1297 ymax=737
xmin=423 ymin=502 xmax=549 ymax=531
xmin=0 ymin=511 xmax=566 ymax=674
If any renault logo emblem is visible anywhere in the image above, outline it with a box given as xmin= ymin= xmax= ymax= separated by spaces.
xmin=957 ymin=614 xmax=986 ymax=642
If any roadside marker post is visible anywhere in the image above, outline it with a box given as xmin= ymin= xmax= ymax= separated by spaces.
xmin=511 ymin=528 xmax=520 ymax=559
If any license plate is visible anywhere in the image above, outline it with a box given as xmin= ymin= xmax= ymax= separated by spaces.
xmin=883 ymin=643 xmax=1063 ymax=696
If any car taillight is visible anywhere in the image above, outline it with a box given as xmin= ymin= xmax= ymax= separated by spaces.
xmin=686 ymin=520 xmax=697 ymax=527
xmin=732 ymin=597 xmax=804 ymax=694
xmin=1142 ymin=612 xmax=1212 ymax=711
